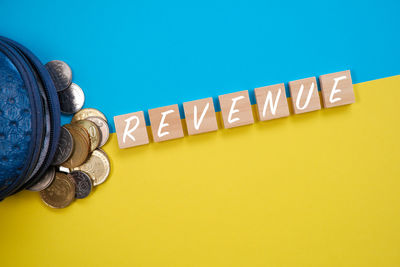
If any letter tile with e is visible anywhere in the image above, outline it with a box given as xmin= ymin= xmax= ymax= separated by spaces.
xmin=148 ymin=104 xmax=184 ymax=142
xmin=218 ymin=90 xmax=254 ymax=129
xmin=319 ymin=70 xmax=355 ymax=108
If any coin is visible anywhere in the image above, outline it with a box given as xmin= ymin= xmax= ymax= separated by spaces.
xmin=27 ymin=166 xmax=56 ymax=191
xmin=58 ymin=83 xmax=85 ymax=114
xmin=68 ymin=171 xmax=92 ymax=199
xmin=71 ymin=108 xmax=107 ymax=123
xmin=62 ymin=124 xmax=90 ymax=169
xmin=52 ymin=126 xmax=74 ymax=165
xmin=40 ymin=172 xmax=75 ymax=208
xmin=73 ymin=149 xmax=110 ymax=186
xmin=65 ymin=123 xmax=90 ymax=142
xmin=45 ymin=60 xmax=72 ymax=92
xmin=85 ymin=116 xmax=109 ymax=147
xmin=73 ymin=120 xmax=100 ymax=151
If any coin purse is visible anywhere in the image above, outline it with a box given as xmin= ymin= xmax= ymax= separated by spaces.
xmin=0 ymin=37 xmax=61 ymax=200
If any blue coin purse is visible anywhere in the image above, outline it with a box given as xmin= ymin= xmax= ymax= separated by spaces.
xmin=0 ymin=37 xmax=61 ymax=200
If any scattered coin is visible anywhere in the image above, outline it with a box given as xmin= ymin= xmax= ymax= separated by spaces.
xmin=74 ymin=119 xmax=100 ymax=151
xmin=58 ymin=83 xmax=85 ymax=114
xmin=52 ymin=126 xmax=74 ymax=165
xmin=40 ymin=172 xmax=75 ymax=209
xmin=45 ymin=60 xmax=72 ymax=92
xmin=68 ymin=171 xmax=93 ymax=199
xmin=36 ymin=59 xmax=112 ymax=208
xmin=85 ymin=116 xmax=109 ymax=147
xmin=62 ymin=124 xmax=90 ymax=169
xmin=73 ymin=149 xmax=110 ymax=186
xmin=27 ymin=166 xmax=56 ymax=191
xmin=71 ymin=108 xmax=107 ymax=123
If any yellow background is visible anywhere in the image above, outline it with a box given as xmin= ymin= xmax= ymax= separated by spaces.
xmin=1 ymin=76 xmax=400 ymax=266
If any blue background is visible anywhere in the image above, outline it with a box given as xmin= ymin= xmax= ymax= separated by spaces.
xmin=1 ymin=0 xmax=399 ymax=131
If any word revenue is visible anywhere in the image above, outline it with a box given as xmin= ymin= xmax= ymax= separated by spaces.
xmin=114 ymin=70 xmax=355 ymax=149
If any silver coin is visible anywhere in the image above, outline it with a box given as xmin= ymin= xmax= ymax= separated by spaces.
xmin=58 ymin=83 xmax=85 ymax=114
xmin=72 ymin=148 xmax=110 ymax=186
xmin=52 ymin=126 xmax=74 ymax=165
xmin=45 ymin=60 xmax=72 ymax=92
xmin=85 ymin=116 xmax=110 ymax=147
xmin=69 ymin=171 xmax=93 ymax=199
xmin=26 ymin=166 xmax=56 ymax=191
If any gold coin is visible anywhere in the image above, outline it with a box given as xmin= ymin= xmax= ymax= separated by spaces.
xmin=62 ymin=124 xmax=90 ymax=168
xmin=68 ymin=123 xmax=91 ymax=143
xmin=40 ymin=172 xmax=76 ymax=209
xmin=73 ymin=120 xmax=100 ymax=151
xmin=85 ymin=116 xmax=110 ymax=147
xmin=73 ymin=149 xmax=110 ymax=186
xmin=71 ymin=108 xmax=107 ymax=123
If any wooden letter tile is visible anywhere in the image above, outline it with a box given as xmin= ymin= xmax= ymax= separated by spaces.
xmin=254 ymin=83 xmax=289 ymax=121
xmin=319 ymin=70 xmax=355 ymax=108
xmin=183 ymin=97 xmax=218 ymax=135
xmin=148 ymin=104 xmax=184 ymax=142
xmin=289 ymin=77 xmax=321 ymax=114
xmin=218 ymin=90 xmax=254 ymax=128
xmin=114 ymin=111 xmax=149 ymax=149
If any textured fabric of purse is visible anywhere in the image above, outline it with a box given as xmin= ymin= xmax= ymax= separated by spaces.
xmin=0 ymin=37 xmax=61 ymax=200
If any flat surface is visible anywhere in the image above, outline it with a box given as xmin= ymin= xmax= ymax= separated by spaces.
xmin=1 ymin=1 xmax=400 ymax=266
xmin=1 ymin=76 xmax=400 ymax=266
xmin=1 ymin=0 xmax=400 ymax=130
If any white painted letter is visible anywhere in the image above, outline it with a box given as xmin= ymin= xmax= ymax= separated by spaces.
xmin=123 ymin=116 xmax=140 ymax=143
xmin=158 ymin=110 xmax=174 ymax=138
xmin=329 ymin=75 xmax=347 ymax=104
xmin=194 ymin=103 xmax=209 ymax=130
xmin=263 ymin=88 xmax=281 ymax=117
xmin=296 ymin=83 xmax=315 ymax=110
xmin=228 ymin=96 xmax=245 ymax=124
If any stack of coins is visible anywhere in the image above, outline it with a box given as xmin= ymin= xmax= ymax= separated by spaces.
xmin=27 ymin=60 xmax=111 ymax=209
